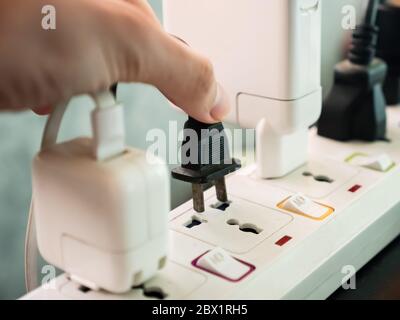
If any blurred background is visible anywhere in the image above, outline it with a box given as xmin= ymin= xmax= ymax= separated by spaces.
xmin=0 ymin=0 xmax=366 ymax=299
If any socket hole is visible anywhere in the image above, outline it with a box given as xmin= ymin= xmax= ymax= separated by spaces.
xmin=302 ymin=171 xmax=313 ymax=177
xmin=143 ymin=287 xmax=168 ymax=300
xmin=302 ymin=171 xmax=334 ymax=184
xmin=132 ymin=284 xmax=144 ymax=290
xmin=239 ymin=224 xmax=262 ymax=235
xmin=158 ymin=256 xmax=167 ymax=270
xmin=184 ymin=216 xmax=206 ymax=229
xmin=227 ymin=219 xmax=239 ymax=226
xmin=211 ymin=201 xmax=231 ymax=211
xmin=314 ymin=175 xmax=334 ymax=183
xmin=78 ymin=285 xmax=91 ymax=293
xmin=226 ymin=220 xmax=263 ymax=235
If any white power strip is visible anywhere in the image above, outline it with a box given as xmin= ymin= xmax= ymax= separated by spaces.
xmin=23 ymin=107 xmax=400 ymax=300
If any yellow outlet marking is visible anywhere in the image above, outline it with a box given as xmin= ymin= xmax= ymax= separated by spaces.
xmin=276 ymin=197 xmax=335 ymax=221
xmin=345 ymin=152 xmax=396 ymax=172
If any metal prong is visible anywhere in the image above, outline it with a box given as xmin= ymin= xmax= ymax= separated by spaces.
xmin=215 ymin=178 xmax=228 ymax=203
xmin=192 ymin=183 xmax=205 ymax=213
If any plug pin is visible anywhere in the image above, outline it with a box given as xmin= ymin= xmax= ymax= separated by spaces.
xmin=215 ymin=177 xmax=228 ymax=203
xmin=192 ymin=183 xmax=205 ymax=213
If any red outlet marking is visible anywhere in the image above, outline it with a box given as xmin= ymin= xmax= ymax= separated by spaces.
xmin=275 ymin=236 xmax=292 ymax=247
xmin=348 ymin=185 xmax=362 ymax=193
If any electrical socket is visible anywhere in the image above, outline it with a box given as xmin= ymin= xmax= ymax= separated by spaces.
xmin=224 ymin=158 xmax=360 ymax=208
xmin=170 ymin=195 xmax=293 ymax=254
xmin=264 ymin=158 xmax=361 ymax=199
xmin=59 ymin=261 xmax=206 ymax=300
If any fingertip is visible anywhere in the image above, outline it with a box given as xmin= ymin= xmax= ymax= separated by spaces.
xmin=32 ymin=105 xmax=53 ymax=116
xmin=209 ymin=83 xmax=230 ymax=122
xmin=177 ymin=84 xmax=231 ymax=124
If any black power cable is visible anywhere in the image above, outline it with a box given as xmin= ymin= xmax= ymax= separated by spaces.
xmin=349 ymin=0 xmax=380 ymax=65
xmin=365 ymin=0 xmax=380 ymax=25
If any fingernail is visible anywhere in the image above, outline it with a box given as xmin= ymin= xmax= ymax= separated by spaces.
xmin=210 ymin=83 xmax=230 ymax=121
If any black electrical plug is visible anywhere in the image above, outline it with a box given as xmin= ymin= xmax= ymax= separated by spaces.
xmin=377 ymin=1 xmax=400 ymax=105
xmin=172 ymin=117 xmax=241 ymax=213
xmin=318 ymin=0 xmax=388 ymax=142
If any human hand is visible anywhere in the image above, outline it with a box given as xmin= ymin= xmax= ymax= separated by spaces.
xmin=0 ymin=0 xmax=229 ymax=123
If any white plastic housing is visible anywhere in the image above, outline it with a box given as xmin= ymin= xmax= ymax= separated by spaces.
xmin=163 ymin=0 xmax=322 ymax=178
xmin=32 ymin=138 xmax=170 ymax=293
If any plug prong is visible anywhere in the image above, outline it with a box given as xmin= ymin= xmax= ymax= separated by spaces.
xmin=215 ymin=177 xmax=228 ymax=203
xmin=192 ymin=183 xmax=205 ymax=213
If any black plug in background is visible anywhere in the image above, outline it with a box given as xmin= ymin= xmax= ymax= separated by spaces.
xmin=318 ymin=0 xmax=388 ymax=142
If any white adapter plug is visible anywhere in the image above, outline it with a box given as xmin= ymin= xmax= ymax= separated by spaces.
xmin=29 ymin=92 xmax=170 ymax=293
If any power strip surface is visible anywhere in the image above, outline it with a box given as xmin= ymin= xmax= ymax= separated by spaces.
xmin=23 ymin=107 xmax=400 ymax=300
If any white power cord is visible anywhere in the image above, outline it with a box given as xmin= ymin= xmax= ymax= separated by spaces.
xmin=24 ymin=200 xmax=39 ymax=292
xmin=24 ymin=91 xmax=125 ymax=292
xmin=25 ymin=99 xmax=69 ymax=292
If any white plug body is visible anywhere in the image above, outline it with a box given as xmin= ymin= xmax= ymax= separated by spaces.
xmin=32 ymin=137 xmax=170 ymax=293
xmin=163 ymin=0 xmax=322 ymax=178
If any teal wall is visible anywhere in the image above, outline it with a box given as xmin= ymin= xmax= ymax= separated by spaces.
xmin=0 ymin=0 xmax=362 ymax=299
